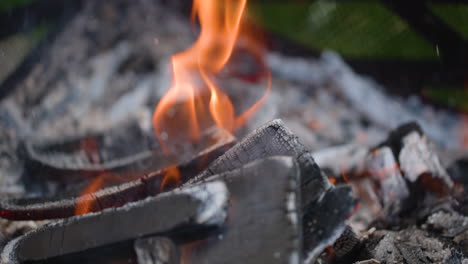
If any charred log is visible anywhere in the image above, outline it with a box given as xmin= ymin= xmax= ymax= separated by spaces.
xmin=183 ymin=156 xmax=303 ymax=264
xmin=0 ymin=181 xmax=228 ymax=263
xmin=0 ymin=138 xmax=233 ymax=220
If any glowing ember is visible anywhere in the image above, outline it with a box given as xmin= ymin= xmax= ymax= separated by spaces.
xmin=152 ymin=0 xmax=269 ymax=154
xmin=160 ymin=166 xmax=181 ymax=191
xmin=75 ymin=174 xmax=106 ymax=216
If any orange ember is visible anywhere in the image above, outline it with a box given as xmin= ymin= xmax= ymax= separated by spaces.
xmin=152 ymin=0 xmax=269 ymax=154
xmin=160 ymin=166 xmax=182 ymax=191
xmin=75 ymin=174 xmax=105 ymax=215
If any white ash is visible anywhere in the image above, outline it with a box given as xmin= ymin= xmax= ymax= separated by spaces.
xmin=365 ymin=146 xmax=409 ymax=215
xmin=427 ymin=211 xmax=468 ymax=237
xmin=177 ymin=181 xmax=228 ymax=226
xmin=267 ymin=51 xmax=464 ymax=151
xmin=399 ymin=131 xmax=453 ymax=188
xmin=312 ymin=143 xmax=369 ymax=177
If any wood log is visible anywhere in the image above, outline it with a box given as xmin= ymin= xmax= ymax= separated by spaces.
xmin=0 ymin=136 xmax=233 ymax=220
xmin=189 ymin=119 xmax=331 ymax=208
xmin=185 ymin=156 xmax=303 ymax=264
xmin=189 ymin=119 xmax=353 ymax=263
xmin=0 ymin=181 xmax=228 ymax=263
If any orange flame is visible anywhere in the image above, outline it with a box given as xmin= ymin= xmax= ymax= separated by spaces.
xmin=152 ymin=0 xmax=269 ymax=154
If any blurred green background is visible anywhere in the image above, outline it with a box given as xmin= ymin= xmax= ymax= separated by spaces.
xmin=1 ymin=0 xmax=468 ymax=111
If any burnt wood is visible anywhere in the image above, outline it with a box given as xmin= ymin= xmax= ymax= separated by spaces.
xmin=188 ymin=119 xmax=354 ymax=263
xmin=185 ymin=156 xmax=303 ymax=264
xmin=0 ymin=181 xmax=228 ymax=264
xmin=303 ymin=185 xmax=357 ymax=263
xmin=189 ymin=119 xmax=331 ymax=208
xmin=0 ymin=139 xmax=233 ymax=220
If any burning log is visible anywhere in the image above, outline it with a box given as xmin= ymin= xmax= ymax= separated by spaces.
xmin=0 ymin=181 xmax=228 ymax=263
xmin=0 ymin=138 xmax=233 ymax=220
xmin=134 ymin=237 xmax=179 ymax=264
xmin=189 ymin=119 xmax=331 ymax=207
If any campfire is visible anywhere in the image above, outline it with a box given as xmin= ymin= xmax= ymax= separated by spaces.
xmin=1 ymin=0 xmax=468 ymax=264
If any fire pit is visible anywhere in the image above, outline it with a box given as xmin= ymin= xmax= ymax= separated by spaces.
xmin=1 ymin=0 xmax=468 ymax=264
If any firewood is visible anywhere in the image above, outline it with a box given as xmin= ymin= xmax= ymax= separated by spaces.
xmin=0 ymin=181 xmax=228 ymax=263
xmin=184 ymin=156 xmax=303 ymax=264
xmin=0 ymin=137 xmax=233 ymax=220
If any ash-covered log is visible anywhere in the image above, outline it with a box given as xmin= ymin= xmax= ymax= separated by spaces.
xmin=0 ymin=136 xmax=233 ymax=220
xmin=0 ymin=181 xmax=228 ymax=263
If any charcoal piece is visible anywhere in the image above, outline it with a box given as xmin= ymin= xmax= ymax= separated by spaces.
xmin=454 ymin=231 xmax=468 ymax=256
xmin=365 ymin=146 xmax=409 ymax=215
xmin=134 ymin=237 xmax=179 ymax=264
xmin=0 ymin=138 xmax=232 ymax=220
xmin=426 ymin=211 xmax=468 ymax=237
xmin=397 ymin=130 xmax=453 ymax=194
xmin=332 ymin=226 xmax=359 ymax=258
xmin=370 ymin=231 xmax=405 ymax=264
xmin=0 ymin=181 xmax=228 ymax=263
xmin=185 ymin=156 xmax=302 ymax=264
xmin=303 ymin=185 xmax=357 ymax=263
xmin=396 ymin=243 xmax=431 ymax=264
xmin=189 ymin=119 xmax=331 ymax=208
xmin=368 ymin=229 xmax=453 ymax=264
